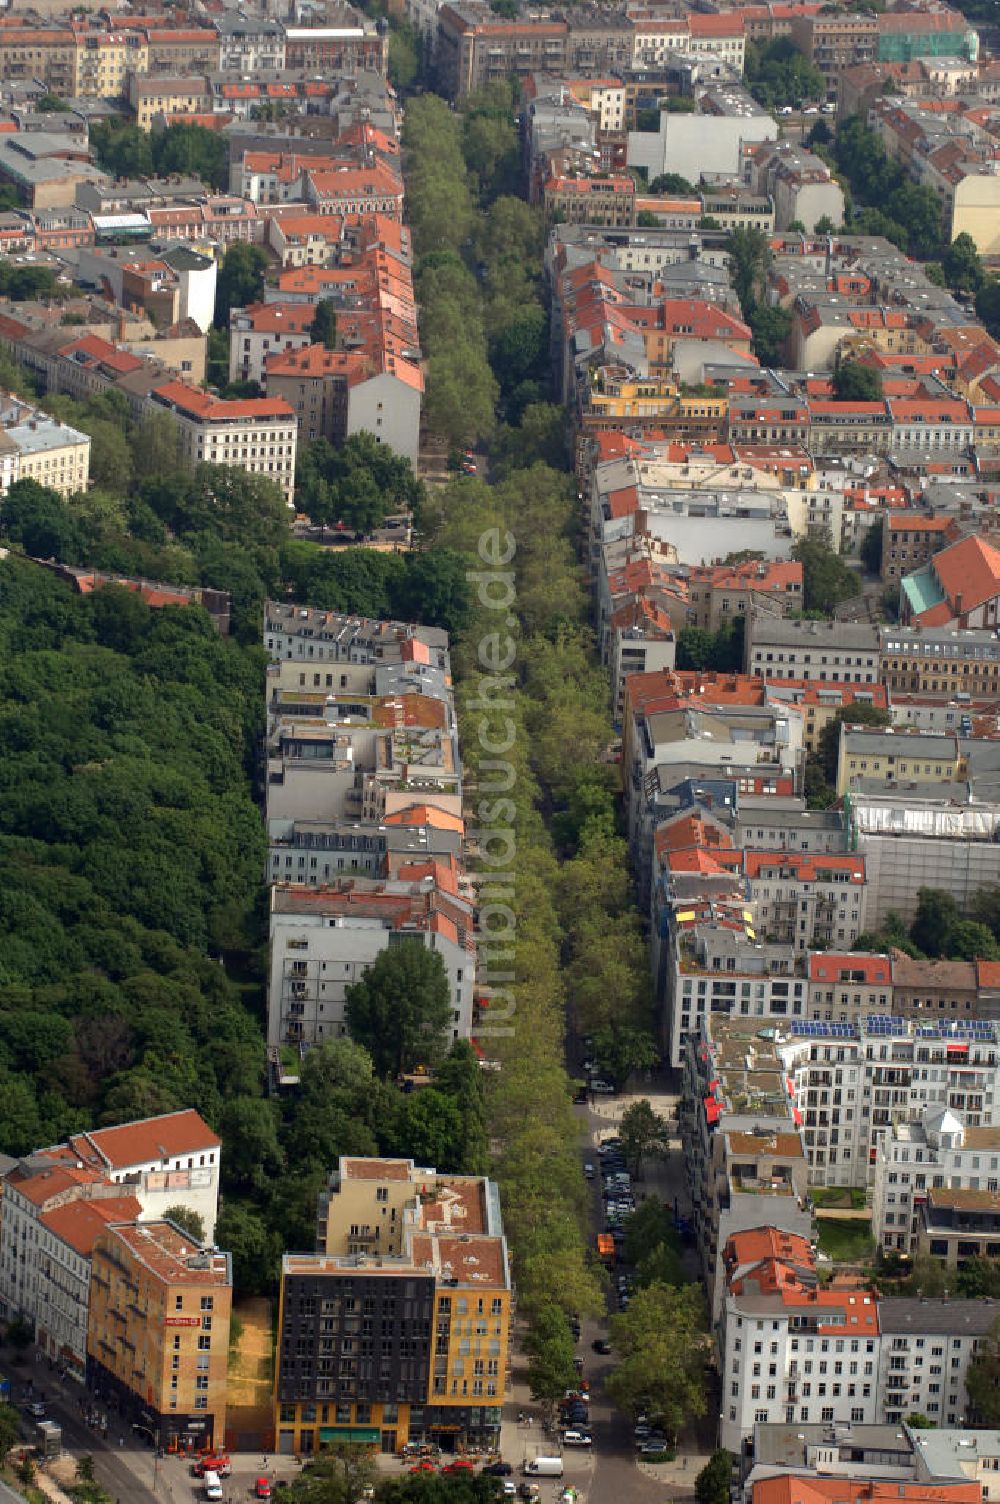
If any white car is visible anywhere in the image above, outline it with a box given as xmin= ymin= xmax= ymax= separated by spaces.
xmin=562 ymin=1431 xmax=593 ymax=1447
xmin=589 ymin=1080 xmax=616 ymax=1095
xmin=503 ymin=1483 xmax=518 ymax=1496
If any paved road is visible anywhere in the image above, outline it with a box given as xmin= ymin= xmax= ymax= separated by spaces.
xmin=17 ymin=1367 xmax=298 ymax=1504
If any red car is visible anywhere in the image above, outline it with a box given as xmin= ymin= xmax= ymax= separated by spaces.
xmin=255 ymin=1480 xmax=271 ymax=1500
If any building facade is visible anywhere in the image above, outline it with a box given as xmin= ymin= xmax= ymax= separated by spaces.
xmin=87 ymin=1221 xmax=231 ymax=1453
xmin=274 ymin=1158 xmax=510 ymax=1456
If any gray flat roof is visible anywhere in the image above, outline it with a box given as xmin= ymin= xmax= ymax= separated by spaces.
xmin=750 ymin=618 xmax=880 ymax=649
xmin=878 ymin=1298 xmax=998 ymax=1335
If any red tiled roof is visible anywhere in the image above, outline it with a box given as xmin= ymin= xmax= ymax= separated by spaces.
xmin=153 ymin=379 xmax=293 ymax=422
xmin=72 ymin=1109 xmax=219 ymax=1170
xmin=41 ymin=1195 xmax=144 ymax=1257
xmin=933 ymin=534 xmax=1000 ymax=613
xmin=808 ymin=952 xmax=891 ymax=983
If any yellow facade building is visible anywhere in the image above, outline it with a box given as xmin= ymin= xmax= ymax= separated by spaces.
xmin=87 ymin=1220 xmax=232 ymax=1454
xmin=274 ymin=1159 xmax=511 ymax=1457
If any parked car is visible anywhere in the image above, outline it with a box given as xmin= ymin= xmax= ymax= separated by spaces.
xmin=583 ymin=1163 xmax=595 ymax=1179
xmin=562 ymin=1432 xmax=593 ymax=1448
xmin=589 ymin=1079 xmax=616 ymax=1095
xmin=483 ymin=1463 xmax=513 ymax=1477
xmin=597 ymin=1138 xmax=622 ymax=1154
xmin=503 ymin=1482 xmax=518 ymax=1496
xmin=592 ymin=1338 xmax=612 ymax=1355
xmin=255 ymin=1480 xmax=272 ymax=1500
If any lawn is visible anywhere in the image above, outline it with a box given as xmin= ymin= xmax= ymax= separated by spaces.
xmin=812 ymin=1186 xmax=867 ymax=1210
xmin=817 ymin=1217 xmax=874 ymax=1264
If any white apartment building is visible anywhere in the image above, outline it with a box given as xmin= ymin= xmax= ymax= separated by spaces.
xmin=64 ymin=1110 xmax=222 ymax=1241
xmin=746 ymin=617 xmax=882 ymax=684
xmin=35 ymin=1193 xmax=142 ymax=1379
xmin=216 ymin=14 xmax=286 ymax=71
xmin=0 ymin=397 xmax=90 ymax=496
xmin=229 ymin=302 xmax=315 ymax=389
xmin=267 ymin=879 xmax=475 ymax=1054
xmin=746 ymin=850 xmax=868 ymax=954
xmin=719 ymin=1282 xmax=993 ymax=1448
xmin=720 ymin=1281 xmax=880 ymax=1451
xmin=873 ymin=1104 xmax=1000 ymax=1255
xmin=263 ymin=604 xmax=450 ymax=672
xmin=146 ymin=381 xmax=297 ymax=504
xmin=877 ymin=1299 xmax=995 ymax=1427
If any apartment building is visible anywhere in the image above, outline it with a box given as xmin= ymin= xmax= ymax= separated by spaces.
xmin=890 ymin=954 xmax=982 ymax=1021
xmin=719 ymin=1248 xmax=880 ymax=1449
xmin=267 ymin=880 xmax=474 ymax=1056
xmin=835 ymin=727 xmax=964 ymax=798
xmin=0 ymin=1162 xmax=132 ymax=1350
xmin=283 ymin=25 xmax=387 ymax=76
xmin=719 ymin=1233 xmax=994 ymax=1445
xmin=807 ymin=953 xmax=893 ymax=1024
xmin=435 ymin=4 xmax=567 ymax=97
xmin=542 ymin=172 xmax=635 ymax=228
xmin=747 ymin=851 xmax=867 ymax=953
xmin=0 ymin=29 xmax=78 ymax=94
xmin=146 ymin=382 xmax=297 ymax=503
xmin=275 ymin=1157 xmax=510 ymax=1455
xmin=681 ymin=1021 xmax=812 ymax=1318
xmin=63 ymin=1111 xmax=222 ymax=1243
xmin=880 ymin=513 xmax=955 ymax=583
xmin=0 ymin=1108 xmax=221 ymax=1370
xmin=746 ymin=617 xmax=881 ymax=685
xmin=216 ymin=14 xmax=285 ymax=72
xmin=0 ymin=400 xmax=90 ymax=496
xmin=35 ymin=1194 xmax=143 ymax=1382
xmin=873 ymin=1104 xmax=1000 ymax=1256
xmin=765 ymin=681 xmax=888 ymax=755
xmin=230 ymin=303 xmax=316 ymax=389
xmin=263 ymin=606 xmax=449 ymax=674
xmin=127 ymin=74 xmax=212 ymax=130
xmin=879 ymin=625 xmax=1000 ymax=699
xmin=87 ymin=1221 xmax=231 ymax=1453
xmin=266 ymin=343 xmax=422 ymax=467
xmin=877 ymin=1300 xmax=994 ymax=1425
xmin=917 ymin=1187 xmax=1000 ymax=1268
xmin=790 ymin=12 xmax=877 ymax=91
xmin=745 ymin=141 xmax=844 ymax=234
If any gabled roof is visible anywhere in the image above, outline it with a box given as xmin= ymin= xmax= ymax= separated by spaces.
xmin=932 ymin=533 xmax=1000 ymax=613
xmin=41 ymin=1195 xmax=144 ymax=1257
xmin=69 ymin=1109 xmax=219 ymax=1170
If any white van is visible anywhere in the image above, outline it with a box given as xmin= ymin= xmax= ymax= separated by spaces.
xmin=562 ymin=1431 xmax=592 ymax=1447
xmin=523 ymin=1458 xmax=564 ymax=1477
xmin=203 ymin=1472 xmax=223 ymax=1501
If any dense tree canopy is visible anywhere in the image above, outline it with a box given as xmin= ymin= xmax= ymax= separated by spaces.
xmin=346 ymin=943 xmax=454 ymax=1078
xmin=834 ymin=116 xmax=943 ymax=258
xmin=744 ymin=38 xmax=826 ymax=107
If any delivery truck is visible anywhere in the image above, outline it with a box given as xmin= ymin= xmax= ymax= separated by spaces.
xmin=523 ymin=1458 xmax=563 ymax=1478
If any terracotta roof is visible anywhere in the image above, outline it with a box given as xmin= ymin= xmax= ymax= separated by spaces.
xmin=41 ymin=1195 xmax=143 ymax=1257
xmin=71 ymin=1109 xmax=219 ymax=1170
xmin=932 ymin=533 xmax=1000 ymax=613
xmin=8 ymin=1164 xmax=104 ymax=1206
xmin=744 ymin=850 xmax=865 ymax=884
xmin=152 ymin=379 xmax=294 ymax=422
xmin=753 ymin=1480 xmax=978 ymax=1504
xmin=808 ymin=952 xmax=891 ymax=983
